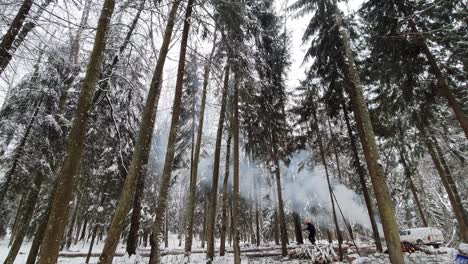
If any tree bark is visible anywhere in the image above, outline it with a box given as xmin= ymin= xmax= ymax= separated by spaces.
xmin=220 ymin=132 xmax=232 ymax=256
xmin=398 ymin=144 xmax=428 ymax=227
xmin=292 ymin=211 xmax=303 ymax=245
xmin=407 ymin=20 xmax=468 ymax=139
xmin=0 ymin=0 xmax=53 ymax=75
xmin=4 ymin=171 xmax=44 ymax=264
xmin=0 ymin=0 xmax=34 ymax=77
xmin=231 ymin=71 xmax=241 ymax=264
xmin=186 ymin=37 xmax=220 ymax=257
xmin=37 ymin=1 xmax=115 ymax=262
xmin=273 ymin=159 xmax=289 ymax=257
xmin=333 ymin=1 xmax=404 ymax=262
xmin=148 ymin=1 xmax=194 ymax=263
xmin=97 ymin=1 xmax=182 ymax=263
xmin=126 ymin=169 xmax=146 ymax=255
xmin=58 ymin=0 xmax=92 ymax=113
xmin=0 ymin=95 xmax=43 ymax=205
xmin=206 ymin=63 xmax=230 ymax=260
xmin=65 ymin=194 xmax=81 ymax=250
xmin=312 ymin=103 xmax=343 ymax=261
xmin=421 ymin=131 xmax=468 ymax=242
xmin=342 ymin=101 xmax=382 ymax=252
xmin=79 ymin=217 xmax=88 ymax=241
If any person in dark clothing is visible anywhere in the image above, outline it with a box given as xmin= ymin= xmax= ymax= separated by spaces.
xmin=303 ymin=220 xmax=316 ymax=244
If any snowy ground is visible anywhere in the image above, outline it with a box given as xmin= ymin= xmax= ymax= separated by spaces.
xmin=0 ymin=235 xmax=463 ymax=263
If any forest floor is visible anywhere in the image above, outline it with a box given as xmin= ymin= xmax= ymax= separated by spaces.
xmin=0 ymin=237 xmax=462 ymax=263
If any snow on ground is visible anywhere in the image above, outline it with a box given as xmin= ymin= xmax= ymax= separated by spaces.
xmin=0 ymin=235 xmax=463 ymax=263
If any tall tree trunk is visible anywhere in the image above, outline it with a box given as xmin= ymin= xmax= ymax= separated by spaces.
xmin=342 ymin=101 xmax=382 ymax=252
xmin=4 ymin=171 xmax=44 ymax=264
xmin=399 ymin=145 xmax=428 ymax=227
xmin=65 ymin=194 xmax=81 ymax=250
xmin=126 ymin=169 xmax=146 ymax=255
xmin=79 ymin=217 xmax=88 ymax=241
xmin=165 ymin=206 xmax=169 ymax=248
xmin=206 ymin=63 xmax=230 ymax=260
xmin=0 ymin=0 xmax=53 ymax=75
xmin=407 ymin=20 xmax=468 ymax=139
xmin=9 ymin=192 xmax=26 ymax=246
xmin=25 ymin=179 xmax=60 ymax=264
xmin=273 ymin=158 xmax=288 ymax=257
xmin=0 ymin=0 xmax=34 ymax=77
xmin=333 ymin=2 xmax=404 ymax=262
xmin=220 ymin=132 xmax=232 ymax=256
xmin=311 ymin=103 xmax=343 ymax=261
xmin=58 ymin=0 xmax=92 ymax=113
xmin=421 ymin=131 xmax=468 ymax=242
xmin=201 ymin=192 xmax=208 ymax=248
xmin=0 ymin=95 xmax=43 ymax=205
xmin=97 ymin=2 xmax=182 ymax=263
xmin=272 ymin=185 xmax=280 ymax=246
xmin=232 ymin=71 xmax=241 ymax=264
xmin=85 ymin=224 xmax=99 ymax=264
xmin=254 ymin=169 xmax=261 ymax=246
xmin=37 ymin=1 xmax=115 ymax=262
xmin=186 ymin=36 xmax=220 ymax=257
xmin=292 ymin=210 xmax=303 ymax=245
xmin=148 ymin=1 xmax=194 ymax=263
xmin=327 ymin=118 xmax=342 ymax=181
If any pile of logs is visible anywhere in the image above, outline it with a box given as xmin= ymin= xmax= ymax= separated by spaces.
xmin=288 ymin=244 xmax=338 ymax=263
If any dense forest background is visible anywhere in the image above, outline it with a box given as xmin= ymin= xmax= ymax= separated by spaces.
xmin=0 ymin=0 xmax=466 ymax=263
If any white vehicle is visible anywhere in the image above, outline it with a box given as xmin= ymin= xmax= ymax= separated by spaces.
xmin=399 ymin=227 xmax=444 ymax=247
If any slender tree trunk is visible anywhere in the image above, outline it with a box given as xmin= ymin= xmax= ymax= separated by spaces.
xmin=9 ymin=192 xmax=26 ymax=246
xmin=272 ymin=185 xmax=280 ymax=246
xmin=254 ymin=171 xmax=261 ymax=247
xmin=126 ymin=169 xmax=147 ymax=255
xmin=220 ymin=133 xmax=232 ymax=256
xmin=65 ymin=195 xmax=80 ymax=250
xmin=342 ymin=101 xmax=382 ymax=252
xmin=165 ymin=206 xmax=169 ymax=248
xmin=0 ymin=0 xmax=34 ymax=77
xmin=0 ymin=95 xmax=43 ymax=205
xmin=273 ymin=159 xmax=288 ymax=257
xmin=4 ymin=172 xmax=44 ymax=264
xmin=232 ymin=71 xmax=241 ymax=264
xmin=312 ymin=104 xmax=343 ymax=260
xmin=421 ymin=131 xmax=468 ymax=242
xmin=97 ymin=2 xmax=182 ymax=263
xmin=79 ymin=217 xmax=88 ymax=241
xmin=407 ymin=20 xmax=468 ymax=139
xmin=333 ymin=1 xmax=404 ymax=262
xmin=148 ymin=1 xmax=194 ymax=263
xmin=25 ymin=179 xmax=60 ymax=264
xmin=58 ymin=0 xmax=92 ymax=113
xmin=206 ymin=63 xmax=230 ymax=260
xmin=327 ymin=118 xmax=342 ymax=181
xmin=292 ymin=210 xmax=303 ymax=245
xmin=201 ymin=193 xmax=208 ymax=248
xmin=399 ymin=145 xmax=428 ymax=227
xmin=186 ymin=37 xmax=220 ymax=257
xmin=86 ymin=224 xmax=99 ymax=264
xmin=37 ymin=1 xmax=115 ymax=262
xmin=0 ymin=0 xmax=53 ymax=75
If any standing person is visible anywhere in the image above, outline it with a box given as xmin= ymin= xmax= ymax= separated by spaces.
xmin=303 ymin=220 xmax=316 ymax=245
